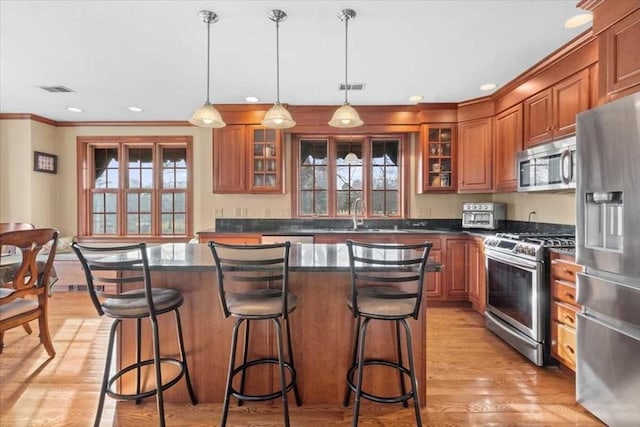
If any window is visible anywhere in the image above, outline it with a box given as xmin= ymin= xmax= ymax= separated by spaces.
xmin=294 ymin=135 xmax=404 ymax=218
xmin=78 ymin=136 xmax=193 ymax=238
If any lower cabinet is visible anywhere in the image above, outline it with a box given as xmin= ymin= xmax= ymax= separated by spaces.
xmin=550 ymin=251 xmax=583 ymax=371
xmin=197 ymin=232 xmax=262 ymax=244
xmin=467 ymin=237 xmax=486 ymax=313
xmin=444 ymin=238 xmax=469 ymax=301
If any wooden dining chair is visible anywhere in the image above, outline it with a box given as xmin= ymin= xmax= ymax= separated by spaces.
xmin=0 ymin=228 xmax=58 ymax=356
xmin=0 ymin=222 xmax=37 ymax=337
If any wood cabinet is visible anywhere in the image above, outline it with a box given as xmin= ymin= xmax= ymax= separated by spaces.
xmin=550 ymin=251 xmax=583 ymax=371
xmin=603 ymin=8 xmax=640 ymax=101
xmin=458 ymin=118 xmax=493 ymax=192
xmin=197 ymin=232 xmax=262 ymax=244
xmin=523 ymin=69 xmax=590 ymax=147
xmin=467 ymin=237 xmax=486 ymax=314
xmin=419 ymin=125 xmax=456 ymax=192
xmin=213 ymin=125 xmax=283 ymax=193
xmin=493 ymin=104 xmax=523 ymax=192
xmin=443 ymin=238 xmax=468 ymax=300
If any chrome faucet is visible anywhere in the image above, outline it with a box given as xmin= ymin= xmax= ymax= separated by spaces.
xmin=352 ymin=198 xmax=364 ymax=230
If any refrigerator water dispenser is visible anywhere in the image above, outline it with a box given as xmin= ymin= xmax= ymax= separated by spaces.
xmin=584 ymin=191 xmax=623 ymax=252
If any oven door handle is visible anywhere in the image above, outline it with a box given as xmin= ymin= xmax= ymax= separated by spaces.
xmin=485 ymin=251 xmax=538 ymax=271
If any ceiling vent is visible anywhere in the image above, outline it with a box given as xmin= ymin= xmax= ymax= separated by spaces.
xmin=338 ymin=83 xmax=366 ymax=91
xmin=38 ymin=85 xmax=75 ymax=93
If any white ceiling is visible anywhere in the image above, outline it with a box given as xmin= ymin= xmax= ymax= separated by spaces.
xmin=0 ymin=1 xmax=591 ymax=123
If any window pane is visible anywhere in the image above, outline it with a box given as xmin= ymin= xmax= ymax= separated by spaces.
xmin=141 ymin=169 xmax=153 ymax=188
xmin=162 ymin=194 xmax=173 ymax=213
xmin=174 ymin=193 xmax=186 ymax=211
xmin=105 ymin=193 xmax=117 ymax=212
xmin=128 ymin=169 xmax=141 ymax=189
xmin=337 ymin=192 xmax=350 ymax=215
xmin=315 ymin=166 xmax=327 ymax=189
xmin=140 ymin=192 xmax=151 ymax=212
xmin=372 ymin=191 xmax=385 ymax=215
xmin=93 ymin=214 xmax=104 ymax=234
xmin=94 ymin=148 xmax=118 ymax=189
xmin=127 ymin=214 xmax=139 ymax=234
xmin=173 ymin=214 xmax=186 ymax=234
xmin=386 ymin=192 xmax=399 ymax=215
xmin=93 ymin=194 xmax=104 ymax=212
xmin=127 ymin=193 xmax=138 ymax=211
xmin=105 ymin=214 xmax=117 ymax=234
xmin=315 ymin=191 xmax=327 ymax=215
xmin=300 ymin=167 xmax=315 ymax=190
xmin=300 ymin=192 xmax=314 ymax=215
xmin=140 ymin=214 xmax=152 ymax=234
xmin=162 ymin=214 xmax=173 ymax=234
xmin=372 ymin=166 xmax=386 ymax=190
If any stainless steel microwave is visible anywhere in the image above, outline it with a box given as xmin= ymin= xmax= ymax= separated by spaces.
xmin=517 ymin=136 xmax=576 ymax=192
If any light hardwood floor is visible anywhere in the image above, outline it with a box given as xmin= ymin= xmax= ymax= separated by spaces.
xmin=0 ymin=292 xmax=603 ymax=426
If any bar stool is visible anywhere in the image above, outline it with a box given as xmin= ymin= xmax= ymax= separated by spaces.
xmin=343 ymin=240 xmax=432 ymax=427
xmin=208 ymin=241 xmax=301 ymax=427
xmin=72 ymin=242 xmax=197 ymax=427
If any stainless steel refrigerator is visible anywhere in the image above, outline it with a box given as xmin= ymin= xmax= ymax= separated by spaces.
xmin=576 ymin=92 xmax=640 ymax=426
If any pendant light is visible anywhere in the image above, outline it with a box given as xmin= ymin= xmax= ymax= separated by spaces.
xmin=261 ymin=9 xmax=296 ymax=129
xmin=190 ymin=10 xmax=226 ymax=128
xmin=329 ymin=9 xmax=363 ymax=128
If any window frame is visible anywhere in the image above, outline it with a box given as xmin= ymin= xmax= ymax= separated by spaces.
xmin=77 ymin=136 xmax=193 ymax=241
xmin=291 ymin=133 xmax=408 ymax=218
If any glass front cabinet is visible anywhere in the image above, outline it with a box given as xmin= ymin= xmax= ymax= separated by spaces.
xmin=419 ymin=124 xmax=456 ymax=192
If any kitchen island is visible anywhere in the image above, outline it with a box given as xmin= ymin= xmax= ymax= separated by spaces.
xmin=115 ymin=243 xmax=441 ymax=405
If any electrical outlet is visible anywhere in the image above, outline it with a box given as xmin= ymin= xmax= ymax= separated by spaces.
xmin=235 ymin=208 xmax=242 ymax=217
xmin=264 ymin=208 xmax=270 ymax=217
xmin=215 ymin=208 xmax=223 ymax=217
xmin=241 ymin=208 xmax=248 ymax=217
xmin=418 ymin=209 xmax=425 ymax=218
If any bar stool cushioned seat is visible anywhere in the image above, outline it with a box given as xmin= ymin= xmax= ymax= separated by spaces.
xmin=209 ymin=241 xmax=302 ymax=427
xmin=72 ymin=242 xmax=197 ymax=427
xmin=343 ymin=240 xmax=432 ymax=427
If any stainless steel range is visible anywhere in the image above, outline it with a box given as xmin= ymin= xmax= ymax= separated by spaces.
xmin=483 ymin=232 xmax=575 ymax=366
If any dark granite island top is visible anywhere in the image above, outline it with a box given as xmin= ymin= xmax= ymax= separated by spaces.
xmin=115 ymin=242 xmax=441 ymax=405
xmin=139 ymin=243 xmax=442 ymax=272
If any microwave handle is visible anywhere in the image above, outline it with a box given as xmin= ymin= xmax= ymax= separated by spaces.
xmin=560 ymin=149 xmax=573 ymax=184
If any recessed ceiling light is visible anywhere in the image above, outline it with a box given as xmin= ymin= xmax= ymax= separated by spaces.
xmin=66 ymin=107 xmax=82 ymax=113
xmin=409 ymin=95 xmax=423 ymax=103
xmin=564 ymin=13 xmax=593 ymax=29
xmin=246 ymin=96 xmax=259 ymax=103
xmin=128 ymin=106 xmax=143 ymax=112
xmin=480 ymin=83 xmax=498 ymax=91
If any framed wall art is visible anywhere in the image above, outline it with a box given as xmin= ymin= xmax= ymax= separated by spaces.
xmin=34 ymin=151 xmax=58 ymax=174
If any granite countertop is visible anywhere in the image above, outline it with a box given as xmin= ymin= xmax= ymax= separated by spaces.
xmin=107 ymin=243 xmax=443 ymax=273
xmin=549 ymin=247 xmax=576 ymax=257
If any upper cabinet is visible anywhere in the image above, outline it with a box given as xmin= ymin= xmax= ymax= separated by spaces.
xmin=213 ymin=125 xmax=283 ymax=194
xmin=458 ymin=117 xmax=493 ymax=192
xmin=419 ymin=125 xmax=457 ymax=192
xmin=523 ymin=68 xmax=590 ymax=147
xmin=494 ymin=104 xmax=523 ymax=192
xmin=602 ymin=8 xmax=640 ymax=101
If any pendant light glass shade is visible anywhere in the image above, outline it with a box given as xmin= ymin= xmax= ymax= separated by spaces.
xmin=262 ymin=9 xmax=295 ymax=129
xmin=190 ymin=103 xmax=226 ymax=128
xmin=330 ymin=9 xmax=363 ymax=129
xmin=329 ymin=103 xmax=363 ymax=128
xmin=262 ymin=102 xmax=296 ymax=128
xmin=190 ymin=10 xmax=225 ymax=128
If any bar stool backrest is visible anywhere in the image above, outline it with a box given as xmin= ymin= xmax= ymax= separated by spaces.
xmin=346 ymin=240 xmax=433 ymax=320
xmin=209 ymin=241 xmax=291 ymax=318
xmin=72 ymin=243 xmax=154 ymax=318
